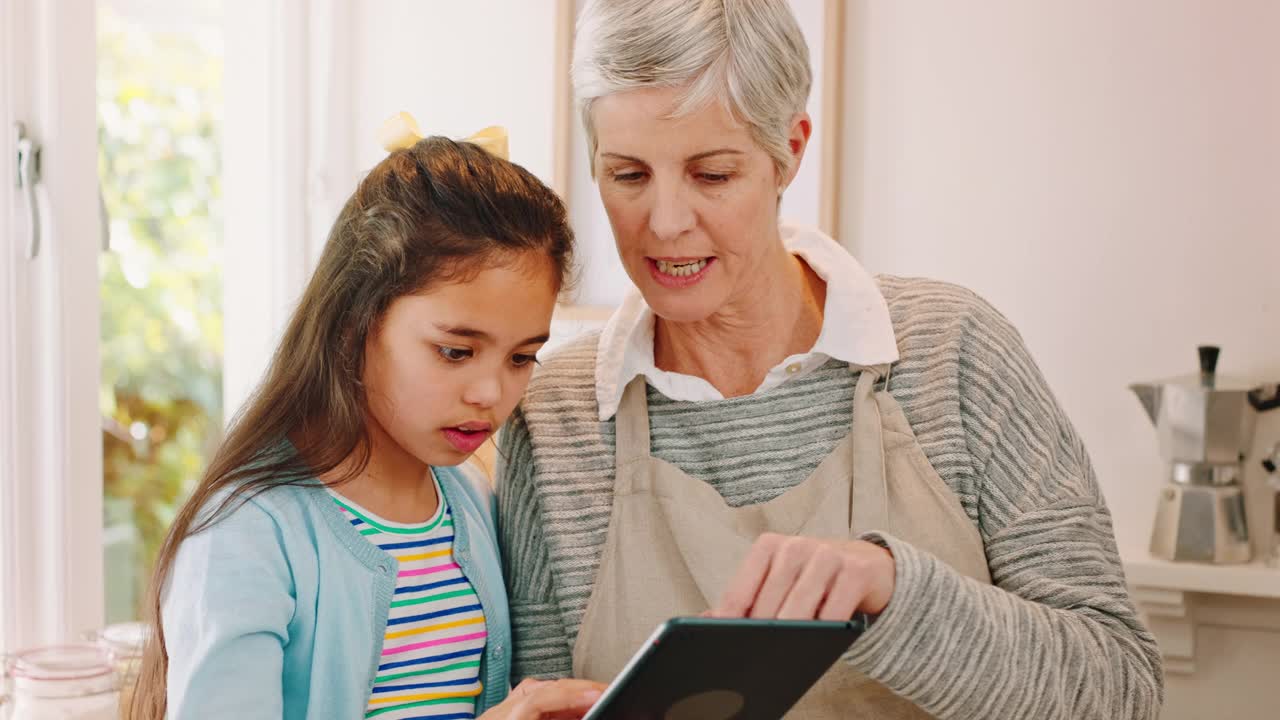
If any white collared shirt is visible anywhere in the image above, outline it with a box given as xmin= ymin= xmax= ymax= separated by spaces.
xmin=594 ymin=222 xmax=900 ymax=421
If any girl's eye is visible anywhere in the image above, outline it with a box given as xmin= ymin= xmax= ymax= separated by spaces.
xmin=511 ymin=353 xmax=540 ymax=368
xmin=437 ymin=346 xmax=472 ymax=362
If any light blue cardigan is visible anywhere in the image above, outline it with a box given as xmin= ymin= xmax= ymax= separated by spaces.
xmin=162 ymin=464 xmax=511 ymax=719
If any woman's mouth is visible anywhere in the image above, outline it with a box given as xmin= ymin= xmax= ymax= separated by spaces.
xmin=647 ymin=257 xmax=714 ymax=288
xmin=442 ymin=423 xmax=492 ymax=454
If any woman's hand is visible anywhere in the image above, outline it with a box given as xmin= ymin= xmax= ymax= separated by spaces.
xmin=480 ymin=678 xmax=607 ymax=720
xmin=711 ymin=534 xmax=896 ymax=620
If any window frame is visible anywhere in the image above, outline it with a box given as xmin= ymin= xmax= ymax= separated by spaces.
xmin=1 ymin=0 xmax=105 ymax=652
xmin=0 ymin=0 xmax=319 ymax=651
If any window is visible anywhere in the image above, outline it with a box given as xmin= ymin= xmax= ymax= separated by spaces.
xmin=97 ymin=0 xmax=225 ymax=623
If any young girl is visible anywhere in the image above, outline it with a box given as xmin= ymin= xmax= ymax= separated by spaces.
xmin=130 ymin=125 xmax=604 ymax=719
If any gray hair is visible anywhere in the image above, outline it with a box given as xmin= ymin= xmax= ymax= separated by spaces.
xmin=572 ymin=0 xmax=813 ymax=178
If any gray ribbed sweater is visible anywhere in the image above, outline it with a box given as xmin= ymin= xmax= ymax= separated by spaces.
xmin=496 ymin=276 xmax=1163 ymax=719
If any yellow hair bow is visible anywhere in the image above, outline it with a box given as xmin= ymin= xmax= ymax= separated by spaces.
xmin=378 ymin=111 xmax=509 ymax=161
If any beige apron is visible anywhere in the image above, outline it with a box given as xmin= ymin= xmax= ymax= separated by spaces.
xmin=571 ymin=366 xmax=993 ymax=719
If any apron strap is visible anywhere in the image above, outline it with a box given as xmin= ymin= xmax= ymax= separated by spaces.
xmin=614 ymin=377 xmax=652 ymax=467
xmin=850 ymin=364 xmax=891 ymax=531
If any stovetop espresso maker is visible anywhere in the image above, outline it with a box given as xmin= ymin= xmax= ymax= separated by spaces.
xmin=1130 ymin=346 xmax=1280 ymax=564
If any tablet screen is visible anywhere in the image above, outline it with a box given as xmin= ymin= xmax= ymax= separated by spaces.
xmin=582 ymin=617 xmax=864 ymax=720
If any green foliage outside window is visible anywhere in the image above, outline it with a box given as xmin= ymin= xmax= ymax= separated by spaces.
xmin=97 ymin=7 xmax=223 ymax=622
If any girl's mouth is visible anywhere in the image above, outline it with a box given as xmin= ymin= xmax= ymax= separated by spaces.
xmin=442 ymin=423 xmax=492 ymax=454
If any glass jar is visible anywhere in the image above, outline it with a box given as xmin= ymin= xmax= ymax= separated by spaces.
xmin=85 ymin=623 xmax=148 ymax=717
xmin=85 ymin=620 xmax=147 ymax=712
xmin=1 ymin=644 xmax=119 ymax=720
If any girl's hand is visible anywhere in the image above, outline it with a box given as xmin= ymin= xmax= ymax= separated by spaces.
xmin=480 ymin=678 xmax=607 ymax=720
xmin=711 ymin=534 xmax=896 ymax=620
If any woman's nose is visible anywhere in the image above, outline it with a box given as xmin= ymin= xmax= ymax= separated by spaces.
xmin=648 ymin=180 xmax=695 ymax=242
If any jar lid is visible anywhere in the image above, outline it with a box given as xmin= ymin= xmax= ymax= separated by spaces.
xmin=9 ymin=644 xmax=114 ymax=682
xmin=99 ymin=621 xmax=150 ymax=657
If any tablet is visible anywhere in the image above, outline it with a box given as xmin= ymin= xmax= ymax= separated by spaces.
xmin=582 ymin=616 xmax=866 ymax=720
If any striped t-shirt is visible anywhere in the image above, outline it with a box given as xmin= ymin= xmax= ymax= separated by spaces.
xmin=331 ymin=474 xmax=487 ymax=720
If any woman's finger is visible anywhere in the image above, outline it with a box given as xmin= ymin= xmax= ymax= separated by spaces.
xmin=714 ymin=533 xmax=784 ymax=617
xmin=748 ymin=536 xmax=812 ymax=618
xmin=776 ymin=543 xmax=842 ymax=620
xmin=815 ymin=557 xmax=865 ymax=621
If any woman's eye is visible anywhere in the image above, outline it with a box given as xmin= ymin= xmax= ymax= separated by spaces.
xmin=437 ymin=346 xmax=472 ymax=362
xmin=697 ymin=172 xmax=731 ymax=184
xmin=611 ymin=171 xmax=646 ymax=184
xmin=511 ymin=353 xmax=540 ymax=368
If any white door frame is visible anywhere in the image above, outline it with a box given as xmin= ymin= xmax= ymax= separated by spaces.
xmin=1 ymin=0 xmax=325 ymax=651
xmin=221 ymin=0 xmax=344 ymax=415
xmin=1 ymin=0 xmax=104 ymax=652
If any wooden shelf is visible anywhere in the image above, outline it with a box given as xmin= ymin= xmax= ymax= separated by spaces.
xmin=1123 ymin=550 xmax=1280 ymax=599
xmin=1124 ymin=549 xmax=1280 ymax=675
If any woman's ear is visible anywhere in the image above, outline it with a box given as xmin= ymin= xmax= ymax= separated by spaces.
xmin=779 ymin=112 xmax=813 ymax=192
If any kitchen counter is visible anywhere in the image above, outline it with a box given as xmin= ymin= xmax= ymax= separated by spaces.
xmin=1123 ymin=549 xmax=1280 ymax=720
xmin=1124 ymin=550 xmax=1280 ymax=599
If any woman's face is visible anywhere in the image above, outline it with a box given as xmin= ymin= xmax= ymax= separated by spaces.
xmin=591 ymin=86 xmax=808 ymax=323
xmin=362 ymin=254 xmax=557 ymax=467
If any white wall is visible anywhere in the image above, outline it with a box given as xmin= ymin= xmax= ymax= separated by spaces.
xmin=778 ymin=0 xmax=828 ymax=230
xmin=347 ymin=1 xmax=559 ymax=190
xmin=841 ymin=0 xmax=1280 ymax=556
xmin=271 ymin=0 xmax=563 ymax=282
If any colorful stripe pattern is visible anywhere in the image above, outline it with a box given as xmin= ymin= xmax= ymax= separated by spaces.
xmin=331 ymin=477 xmax=486 ymax=720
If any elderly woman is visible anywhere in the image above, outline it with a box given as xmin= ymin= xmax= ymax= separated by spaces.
xmin=497 ymin=1 xmax=1162 ymax=718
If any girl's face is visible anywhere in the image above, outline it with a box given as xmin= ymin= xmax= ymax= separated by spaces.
xmin=362 ymin=253 xmax=558 ymax=467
